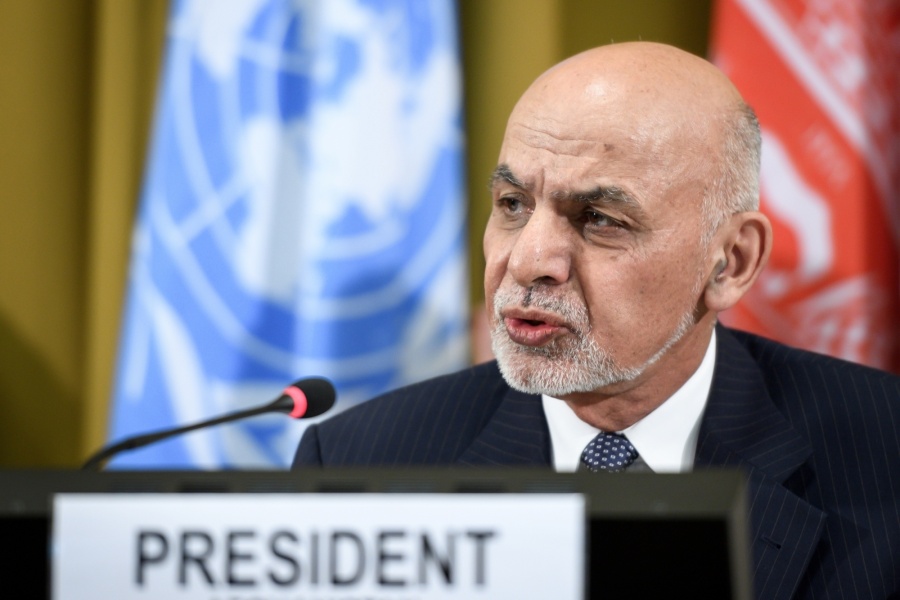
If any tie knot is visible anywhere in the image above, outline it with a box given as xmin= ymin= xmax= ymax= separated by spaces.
xmin=580 ymin=431 xmax=639 ymax=473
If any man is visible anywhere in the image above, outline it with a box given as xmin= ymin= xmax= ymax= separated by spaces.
xmin=293 ymin=42 xmax=900 ymax=599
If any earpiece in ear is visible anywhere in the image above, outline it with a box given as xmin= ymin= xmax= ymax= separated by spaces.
xmin=714 ymin=259 xmax=728 ymax=282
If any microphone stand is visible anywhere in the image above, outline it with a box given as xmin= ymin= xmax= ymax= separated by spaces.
xmin=81 ymin=396 xmax=297 ymax=471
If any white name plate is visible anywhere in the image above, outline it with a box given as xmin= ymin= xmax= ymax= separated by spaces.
xmin=52 ymin=493 xmax=584 ymax=599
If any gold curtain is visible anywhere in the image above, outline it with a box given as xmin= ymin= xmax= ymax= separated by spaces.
xmin=0 ymin=0 xmax=710 ymax=467
xmin=0 ymin=0 xmax=166 ymax=466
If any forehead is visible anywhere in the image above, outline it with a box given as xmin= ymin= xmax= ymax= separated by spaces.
xmin=494 ymin=113 xmax=681 ymax=209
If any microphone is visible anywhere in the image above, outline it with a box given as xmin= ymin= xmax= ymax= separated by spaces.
xmin=81 ymin=377 xmax=336 ymax=471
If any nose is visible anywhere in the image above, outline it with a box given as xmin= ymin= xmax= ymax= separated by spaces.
xmin=507 ymin=208 xmax=573 ymax=287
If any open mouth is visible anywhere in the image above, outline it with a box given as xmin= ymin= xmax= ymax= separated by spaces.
xmin=503 ymin=316 xmax=566 ymax=346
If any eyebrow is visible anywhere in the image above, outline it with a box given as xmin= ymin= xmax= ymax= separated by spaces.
xmin=490 ymin=163 xmax=644 ymax=214
xmin=490 ymin=164 xmax=527 ymax=190
xmin=555 ymin=185 xmax=641 ymax=210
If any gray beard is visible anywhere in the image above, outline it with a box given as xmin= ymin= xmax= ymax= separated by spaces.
xmin=490 ymin=286 xmax=695 ymax=396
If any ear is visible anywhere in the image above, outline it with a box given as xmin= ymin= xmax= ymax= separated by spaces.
xmin=702 ymin=211 xmax=772 ymax=313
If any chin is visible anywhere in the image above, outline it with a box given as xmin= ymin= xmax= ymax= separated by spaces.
xmin=492 ymin=335 xmax=643 ymax=397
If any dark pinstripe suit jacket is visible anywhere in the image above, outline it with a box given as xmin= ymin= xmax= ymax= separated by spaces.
xmin=293 ymin=326 xmax=900 ymax=599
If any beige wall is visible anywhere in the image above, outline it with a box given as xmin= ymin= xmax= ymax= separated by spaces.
xmin=0 ymin=0 xmax=710 ymax=467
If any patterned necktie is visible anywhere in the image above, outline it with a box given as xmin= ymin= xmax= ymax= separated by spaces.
xmin=580 ymin=431 xmax=639 ymax=473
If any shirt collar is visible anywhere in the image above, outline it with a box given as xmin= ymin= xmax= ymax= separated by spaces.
xmin=542 ymin=329 xmax=717 ymax=473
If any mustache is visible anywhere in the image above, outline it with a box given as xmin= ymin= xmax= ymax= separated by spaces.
xmin=493 ymin=285 xmax=591 ymax=336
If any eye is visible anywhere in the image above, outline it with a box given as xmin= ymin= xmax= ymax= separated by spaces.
xmin=497 ymin=195 xmax=527 ymax=215
xmin=582 ymin=208 xmax=623 ymax=229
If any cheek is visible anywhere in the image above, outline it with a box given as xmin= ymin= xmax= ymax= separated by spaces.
xmin=629 ymin=265 xmax=701 ymax=338
xmin=483 ymin=227 xmax=508 ymax=322
xmin=582 ymin=258 xmax=691 ymax=336
xmin=483 ymin=224 xmax=512 ymax=280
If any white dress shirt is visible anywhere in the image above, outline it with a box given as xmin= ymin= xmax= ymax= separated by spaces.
xmin=542 ymin=330 xmax=717 ymax=473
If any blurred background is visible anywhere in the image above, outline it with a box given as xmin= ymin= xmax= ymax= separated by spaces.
xmin=1 ymin=0 xmax=895 ymax=469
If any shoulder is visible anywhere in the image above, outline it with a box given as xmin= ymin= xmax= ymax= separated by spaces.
xmin=722 ymin=326 xmax=900 ymax=398
xmin=329 ymin=360 xmax=510 ymax=427
xmin=717 ymin=325 xmax=900 ymax=465
xmin=717 ymin=327 xmax=900 ymax=595
xmin=294 ymin=361 xmax=512 ymax=466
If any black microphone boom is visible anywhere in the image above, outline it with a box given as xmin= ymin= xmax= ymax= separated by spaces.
xmin=81 ymin=377 xmax=336 ymax=471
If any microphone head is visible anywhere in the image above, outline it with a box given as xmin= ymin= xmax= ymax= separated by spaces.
xmin=278 ymin=377 xmax=336 ymax=419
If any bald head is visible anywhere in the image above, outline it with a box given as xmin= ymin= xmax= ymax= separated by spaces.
xmin=505 ymin=42 xmax=760 ymax=234
xmin=530 ymin=42 xmax=743 ymax=110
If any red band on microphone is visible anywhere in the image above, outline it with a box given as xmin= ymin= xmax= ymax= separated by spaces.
xmin=283 ymin=385 xmax=308 ymax=418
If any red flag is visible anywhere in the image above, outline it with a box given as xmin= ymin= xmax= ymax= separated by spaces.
xmin=710 ymin=0 xmax=900 ymax=372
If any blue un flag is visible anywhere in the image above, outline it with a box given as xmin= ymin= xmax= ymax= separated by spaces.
xmin=109 ymin=0 xmax=468 ymax=467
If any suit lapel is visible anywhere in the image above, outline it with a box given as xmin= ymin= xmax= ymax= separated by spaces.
xmin=455 ymin=384 xmax=552 ymax=466
xmin=697 ymin=326 xmax=825 ymax=599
